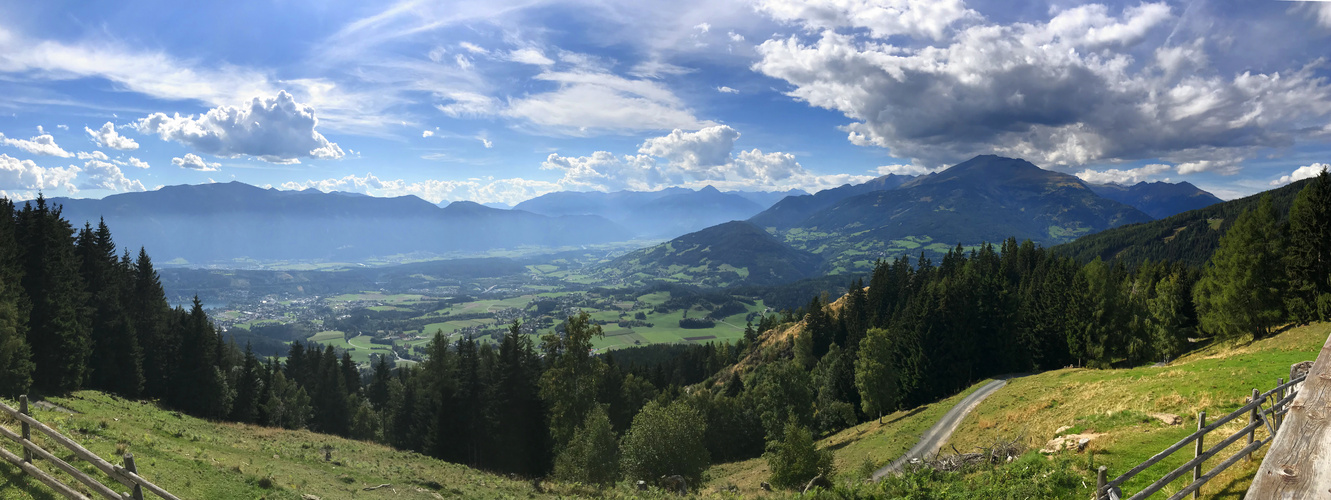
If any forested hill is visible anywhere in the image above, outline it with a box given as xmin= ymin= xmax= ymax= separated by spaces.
xmin=50 ymin=182 xmax=632 ymax=265
xmin=1054 ymin=177 xmax=1313 ymax=267
xmin=599 ymin=220 xmax=821 ymax=287
xmin=514 ymin=185 xmax=795 ymax=239
xmin=748 ymin=173 xmax=915 ymax=229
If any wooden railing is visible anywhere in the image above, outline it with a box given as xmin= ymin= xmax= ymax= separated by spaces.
xmin=0 ymin=395 xmax=179 ymax=500
xmin=1247 ymin=332 xmax=1331 ymax=498
xmin=1095 ymin=375 xmax=1305 ymax=500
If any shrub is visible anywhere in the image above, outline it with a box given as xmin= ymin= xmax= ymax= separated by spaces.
xmin=766 ymin=419 xmax=833 ymax=490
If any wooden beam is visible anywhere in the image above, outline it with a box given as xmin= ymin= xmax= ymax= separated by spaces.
xmin=1247 ymin=332 xmax=1331 ymax=498
xmin=0 ymin=424 xmax=127 ymax=500
xmin=0 ymin=444 xmax=92 ymax=500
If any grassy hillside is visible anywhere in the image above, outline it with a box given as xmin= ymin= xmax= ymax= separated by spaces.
xmin=945 ymin=322 xmax=1330 ymax=499
xmin=0 ymin=392 xmax=561 ymax=500
xmin=600 ymin=221 xmax=820 ymax=287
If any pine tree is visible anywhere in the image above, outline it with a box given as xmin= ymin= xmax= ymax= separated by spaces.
xmin=552 ymin=405 xmax=619 ymax=486
xmin=78 ymin=220 xmax=144 ymax=397
xmin=1285 ymin=167 xmax=1331 ymax=322
xmin=230 ymin=343 xmax=262 ymax=423
xmin=1194 ymin=195 xmax=1287 ymax=339
xmin=131 ymin=248 xmax=174 ymax=400
xmin=539 ymin=311 xmax=605 ymax=448
xmin=855 ymin=327 xmax=899 ymax=419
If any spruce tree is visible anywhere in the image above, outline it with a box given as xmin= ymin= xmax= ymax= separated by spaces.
xmin=131 ymin=248 xmax=175 ymax=400
xmin=1285 ymin=167 xmax=1331 ymax=322
xmin=0 ymin=200 xmax=33 ymax=396
xmin=78 ymin=220 xmax=144 ymax=397
xmin=1194 ymin=195 xmax=1286 ymax=339
xmin=17 ymin=197 xmax=91 ymax=393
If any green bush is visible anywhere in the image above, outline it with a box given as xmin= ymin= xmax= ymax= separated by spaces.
xmin=766 ymin=419 xmax=833 ymax=490
xmin=619 ymin=400 xmax=709 ymax=486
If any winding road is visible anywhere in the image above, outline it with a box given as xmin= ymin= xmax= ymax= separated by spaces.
xmin=872 ymin=375 xmax=1020 ymax=481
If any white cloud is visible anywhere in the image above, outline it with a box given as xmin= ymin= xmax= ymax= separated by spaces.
xmin=480 ymin=137 xmax=493 ymax=148
xmin=717 ymin=86 xmax=739 ymax=94
xmin=137 ymin=91 xmax=344 ymax=163
xmin=541 ymin=125 xmax=872 ymax=192
xmin=127 ymin=157 xmax=150 ymax=169
xmin=56 ymin=124 xmax=68 ymax=130
xmin=1075 ymin=163 xmax=1172 ymax=184
xmin=281 ymin=173 xmax=561 ymax=206
xmin=757 ymin=0 xmax=980 ymax=40
xmin=171 ymin=153 xmax=220 ymax=171
xmin=729 ymin=31 xmax=745 ymax=42
xmin=0 ymin=29 xmax=401 ymax=135
xmin=638 ymin=125 xmax=740 ymax=173
xmin=508 ymin=48 xmax=554 ymax=66
xmin=0 ymin=132 xmax=72 ymax=157
xmin=876 ymin=164 xmax=940 ymax=176
xmin=628 ymin=60 xmax=696 ymax=78
xmin=78 ymin=159 xmax=145 ymax=192
xmin=422 ymin=130 xmax=435 ymax=138
xmin=455 ymin=54 xmax=473 ymax=70
xmin=752 ymin=2 xmax=1331 ymax=172
xmin=85 ymin=122 xmax=139 ymax=150
xmin=459 ymin=42 xmax=488 ymax=54
xmin=76 ymin=150 xmax=109 ymax=161
xmin=436 ymin=91 xmax=501 ymax=117
xmin=1270 ymin=163 xmax=1328 ymax=186
xmin=0 ymin=153 xmax=78 ymax=192
xmin=694 ymin=22 xmax=711 ymax=33
xmin=503 ymin=70 xmax=714 ymax=135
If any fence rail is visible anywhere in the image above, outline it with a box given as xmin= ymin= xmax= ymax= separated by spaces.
xmin=0 ymin=395 xmax=179 ymax=500
xmin=1095 ymin=375 xmax=1305 ymax=500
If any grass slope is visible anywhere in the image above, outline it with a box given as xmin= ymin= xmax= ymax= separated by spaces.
xmin=944 ymin=322 xmax=1330 ymax=499
xmin=0 ymin=392 xmax=553 ymax=500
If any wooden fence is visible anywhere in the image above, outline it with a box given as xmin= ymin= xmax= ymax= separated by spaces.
xmin=1093 ymin=375 xmax=1305 ymax=500
xmin=1246 ymin=332 xmax=1331 ymax=498
xmin=0 ymin=395 xmax=179 ymax=500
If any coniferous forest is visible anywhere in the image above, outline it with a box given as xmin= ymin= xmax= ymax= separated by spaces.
xmin=0 ymin=170 xmax=1328 ymax=489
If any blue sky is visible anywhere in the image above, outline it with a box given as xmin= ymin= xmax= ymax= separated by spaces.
xmin=0 ymin=0 xmax=1329 ymax=205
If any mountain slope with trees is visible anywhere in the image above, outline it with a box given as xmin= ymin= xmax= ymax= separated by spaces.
xmin=515 ymin=186 xmax=795 ymax=239
xmin=749 ymin=173 xmax=916 ymax=229
xmin=599 ymin=221 xmax=822 ymax=286
xmin=1054 ymin=177 xmax=1314 ymax=267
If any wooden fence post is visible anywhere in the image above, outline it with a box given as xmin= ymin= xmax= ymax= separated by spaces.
xmin=1096 ymin=465 xmax=1107 ymax=500
xmin=1193 ymin=411 xmax=1205 ymax=500
xmin=1247 ymin=389 xmax=1259 ymax=462
xmin=19 ymin=394 xmax=30 ymax=464
xmin=124 ymin=453 xmax=144 ymax=500
xmin=1276 ymin=378 xmax=1285 ymax=431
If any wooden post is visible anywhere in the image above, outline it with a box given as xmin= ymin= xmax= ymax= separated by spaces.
xmin=19 ymin=394 xmax=31 ymax=464
xmin=1096 ymin=465 xmax=1107 ymax=500
xmin=124 ymin=453 xmax=144 ymax=500
xmin=1276 ymin=378 xmax=1285 ymax=431
xmin=1247 ymin=389 xmax=1259 ymax=462
xmin=1193 ymin=411 xmax=1205 ymax=500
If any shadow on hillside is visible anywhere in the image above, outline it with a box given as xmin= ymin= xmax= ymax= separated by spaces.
xmin=884 ymin=405 xmax=928 ymax=426
xmin=0 ymin=462 xmax=63 ymax=500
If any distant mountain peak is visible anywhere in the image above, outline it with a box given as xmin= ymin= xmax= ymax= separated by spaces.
xmin=698 ymin=185 xmax=721 ymax=194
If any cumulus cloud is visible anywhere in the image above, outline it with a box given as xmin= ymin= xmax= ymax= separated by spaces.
xmin=76 ymin=150 xmax=109 ymax=161
xmin=422 ymin=130 xmax=435 ymax=138
xmin=480 ymin=137 xmax=493 ymax=148
xmin=172 ymin=153 xmax=220 ymax=171
xmin=136 ymin=91 xmax=344 ymax=163
xmin=1270 ymin=163 xmax=1328 ymax=186
xmin=503 ymin=71 xmax=714 ymax=135
xmin=85 ymin=122 xmax=139 ymax=150
xmin=716 ymin=86 xmax=739 ymax=94
xmin=757 ymin=0 xmax=980 ymax=40
xmin=541 ymin=125 xmax=872 ymax=192
xmin=1075 ymin=163 xmax=1173 ymax=185
xmin=0 ymin=153 xmax=78 ymax=192
xmin=728 ymin=31 xmax=745 ymax=42
xmin=0 ymin=132 xmax=72 ymax=157
xmin=752 ymin=2 xmax=1331 ymax=172
xmin=127 ymin=157 xmax=150 ymax=169
xmin=79 ymin=159 xmax=145 ymax=192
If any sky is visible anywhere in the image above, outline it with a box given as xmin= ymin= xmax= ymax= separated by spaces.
xmin=0 ymin=0 xmax=1330 ymax=205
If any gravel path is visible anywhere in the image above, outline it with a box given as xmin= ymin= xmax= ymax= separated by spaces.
xmin=872 ymin=375 xmax=1020 ymax=480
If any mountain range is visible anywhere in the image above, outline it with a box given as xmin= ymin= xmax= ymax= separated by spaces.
xmin=1086 ymin=181 xmax=1222 ymax=219
xmin=514 ymin=186 xmax=803 ymax=238
xmin=600 ymin=220 xmax=821 ymax=287
xmin=49 ymin=182 xmax=632 ymax=265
